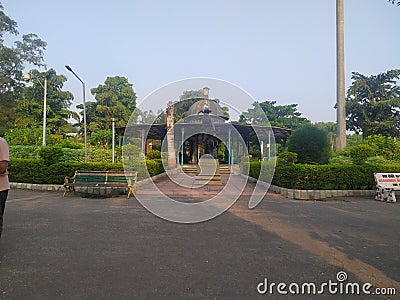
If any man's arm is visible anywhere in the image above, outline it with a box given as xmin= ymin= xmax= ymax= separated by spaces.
xmin=0 ymin=161 xmax=8 ymax=174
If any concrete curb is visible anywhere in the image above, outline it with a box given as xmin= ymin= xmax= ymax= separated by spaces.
xmin=10 ymin=182 xmax=63 ymax=191
xmin=239 ymin=173 xmax=375 ymax=200
xmin=9 ymin=172 xmax=170 ymax=194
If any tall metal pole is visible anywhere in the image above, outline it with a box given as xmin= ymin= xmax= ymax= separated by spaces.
xmin=336 ymin=0 xmax=346 ymax=150
xmin=65 ymin=66 xmax=88 ymax=162
xmin=181 ymin=127 xmax=184 ymax=165
xmin=112 ymin=117 xmax=115 ymax=163
xmin=228 ymin=128 xmax=231 ymax=167
xmin=82 ymin=82 xmax=88 ymax=162
xmin=42 ymin=78 xmax=47 ymax=146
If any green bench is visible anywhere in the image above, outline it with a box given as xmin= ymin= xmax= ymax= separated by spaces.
xmin=63 ymin=170 xmax=137 ymax=198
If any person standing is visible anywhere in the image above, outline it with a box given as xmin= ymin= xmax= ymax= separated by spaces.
xmin=0 ymin=137 xmax=10 ymax=239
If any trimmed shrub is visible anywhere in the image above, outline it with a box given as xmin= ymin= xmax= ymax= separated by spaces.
xmin=39 ymin=146 xmax=63 ymax=165
xmin=328 ymin=155 xmax=353 ymax=165
xmin=10 ymin=145 xmax=40 ymax=159
xmin=348 ymin=144 xmax=376 ymax=164
xmin=8 ymin=158 xmax=165 ymax=184
xmin=287 ymin=125 xmax=331 ymax=164
xmin=277 ymin=151 xmax=297 ymax=165
xmin=241 ymin=161 xmax=400 ymax=190
xmin=146 ymin=150 xmax=161 ymax=160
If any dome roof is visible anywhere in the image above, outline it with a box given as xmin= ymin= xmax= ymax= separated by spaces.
xmin=188 ymin=99 xmax=228 ymax=120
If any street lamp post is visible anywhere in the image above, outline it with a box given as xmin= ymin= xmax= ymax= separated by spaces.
xmin=24 ymin=73 xmax=47 ymax=146
xmin=65 ymin=65 xmax=88 ymax=162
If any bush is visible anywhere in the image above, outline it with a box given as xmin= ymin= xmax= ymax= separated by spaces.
xmin=277 ymin=151 xmax=297 ymax=165
xmin=241 ymin=161 xmax=400 ymax=190
xmin=39 ymin=146 xmax=63 ymax=165
xmin=365 ymin=156 xmax=389 ymax=164
xmin=146 ymin=149 xmax=161 ymax=160
xmin=287 ymin=125 xmax=331 ymax=164
xmin=10 ymin=145 xmax=40 ymax=159
xmin=328 ymin=155 xmax=353 ymax=165
xmin=8 ymin=158 xmax=165 ymax=184
xmin=348 ymin=144 xmax=376 ymax=164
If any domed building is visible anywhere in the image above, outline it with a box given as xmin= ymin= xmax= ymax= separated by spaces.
xmin=118 ymin=87 xmax=291 ymax=169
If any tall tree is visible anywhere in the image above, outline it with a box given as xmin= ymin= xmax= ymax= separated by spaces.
xmin=240 ymin=100 xmax=310 ymax=129
xmin=14 ymin=69 xmax=77 ymax=134
xmin=174 ymin=89 xmax=204 ymax=122
xmin=0 ymin=3 xmax=47 ymax=135
xmin=86 ymin=76 xmax=136 ymax=131
xmin=345 ymin=70 xmax=400 ymax=138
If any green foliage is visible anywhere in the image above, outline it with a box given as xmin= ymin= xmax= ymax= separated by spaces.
xmin=5 ymin=127 xmax=43 ymax=145
xmin=240 ymin=100 xmax=310 ymax=129
xmin=0 ymin=4 xmax=47 ymax=134
xmin=57 ymin=140 xmax=83 ymax=149
xmin=38 ymin=145 xmax=63 ymax=165
xmin=331 ymin=134 xmax=400 ymax=164
xmin=145 ymin=149 xmax=161 ymax=160
xmin=345 ymin=70 xmax=400 ymax=138
xmin=175 ymin=90 xmax=204 ymax=122
xmin=9 ymin=145 xmax=40 ymax=159
xmin=348 ymin=144 xmax=376 ymax=164
xmin=4 ymin=128 xmax=63 ymax=145
xmin=328 ymin=155 xmax=353 ymax=165
xmin=365 ymin=156 xmax=390 ymax=164
xmin=346 ymin=134 xmax=363 ymax=147
xmin=241 ymin=161 xmax=400 ymax=190
xmin=287 ymin=125 xmax=331 ymax=164
xmin=90 ymin=130 xmax=112 ymax=146
xmin=314 ymin=122 xmax=336 ymax=150
xmin=8 ymin=158 xmax=164 ymax=184
xmin=14 ymin=69 xmax=76 ymax=134
xmin=86 ymin=76 xmax=137 ymax=131
xmin=277 ymin=151 xmax=297 ymax=165
xmin=363 ymin=134 xmax=400 ymax=161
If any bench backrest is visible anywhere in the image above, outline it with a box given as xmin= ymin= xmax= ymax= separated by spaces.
xmin=374 ymin=173 xmax=400 ymax=189
xmin=74 ymin=171 xmax=137 ymax=185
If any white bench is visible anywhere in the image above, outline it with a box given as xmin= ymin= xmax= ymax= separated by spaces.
xmin=374 ymin=173 xmax=400 ymax=203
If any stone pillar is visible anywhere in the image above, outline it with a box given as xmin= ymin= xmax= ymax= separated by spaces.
xmin=166 ymin=101 xmax=176 ymax=169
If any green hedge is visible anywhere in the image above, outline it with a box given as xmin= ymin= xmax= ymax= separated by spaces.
xmin=10 ymin=145 xmax=123 ymax=163
xmin=8 ymin=158 xmax=165 ymax=184
xmin=241 ymin=161 xmax=400 ymax=190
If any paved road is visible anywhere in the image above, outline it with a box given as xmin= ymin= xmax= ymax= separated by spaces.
xmin=0 ymin=182 xmax=399 ymax=299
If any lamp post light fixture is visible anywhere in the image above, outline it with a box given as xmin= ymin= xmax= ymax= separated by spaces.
xmin=65 ymin=65 xmax=88 ymax=162
xmin=24 ymin=72 xmax=47 ymax=146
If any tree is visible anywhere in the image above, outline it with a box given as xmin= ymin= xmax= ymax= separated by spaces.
xmin=14 ymin=69 xmax=77 ymax=134
xmin=389 ymin=1 xmax=400 ymax=5
xmin=0 ymin=3 xmax=47 ymax=135
xmin=314 ymin=122 xmax=336 ymax=151
xmin=287 ymin=125 xmax=331 ymax=164
xmin=86 ymin=76 xmax=137 ymax=131
xmin=240 ymin=100 xmax=310 ymax=129
xmin=345 ymin=70 xmax=400 ymax=138
xmin=174 ymin=89 xmax=230 ymax=122
xmin=175 ymin=89 xmax=204 ymax=122
xmin=137 ymin=109 xmax=166 ymax=124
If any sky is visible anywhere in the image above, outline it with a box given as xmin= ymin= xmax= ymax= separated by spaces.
xmin=2 ymin=0 xmax=400 ymax=123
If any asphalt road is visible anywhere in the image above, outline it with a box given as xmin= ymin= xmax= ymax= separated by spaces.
xmin=0 ymin=187 xmax=399 ymax=300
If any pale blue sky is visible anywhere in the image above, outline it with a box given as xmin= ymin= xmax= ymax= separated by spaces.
xmin=2 ymin=0 xmax=400 ymax=122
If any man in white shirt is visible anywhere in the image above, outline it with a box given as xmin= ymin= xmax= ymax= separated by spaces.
xmin=0 ymin=137 xmax=10 ymax=239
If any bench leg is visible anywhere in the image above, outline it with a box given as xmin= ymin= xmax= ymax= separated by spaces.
xmin=388 ymin=190 xmax=397 ymax=203
xmin=127 ymin=187 xmax=133 ymax=198
xmin=63 ymin=186 xmax=75 ymax=197
xmin=375 ymin=187 xmax=384 ymax=201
